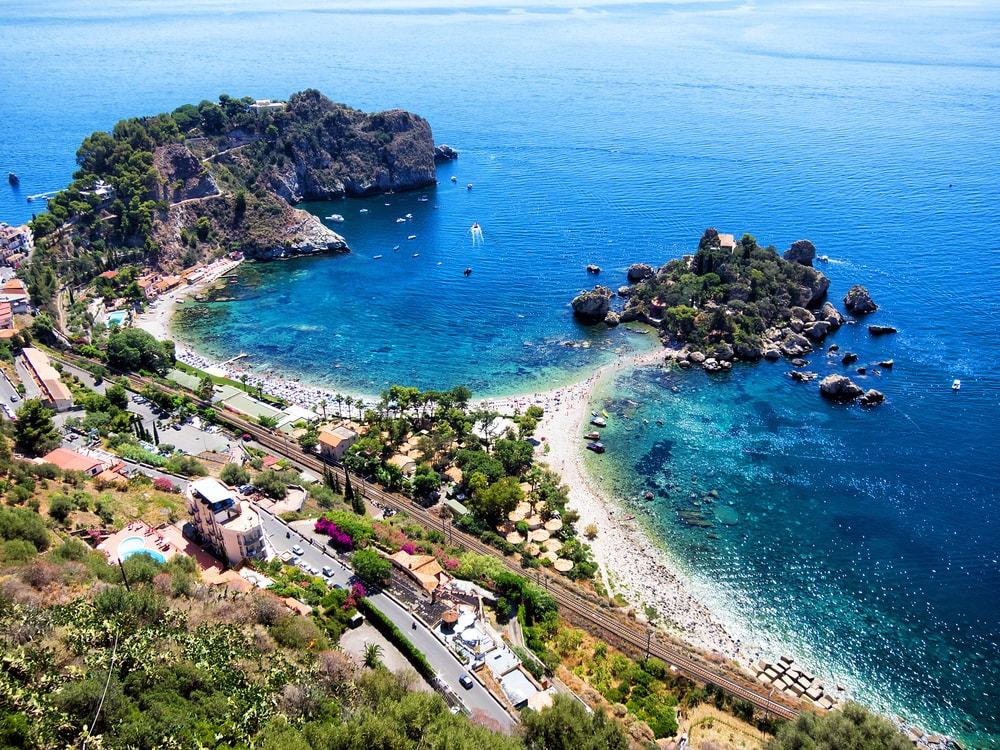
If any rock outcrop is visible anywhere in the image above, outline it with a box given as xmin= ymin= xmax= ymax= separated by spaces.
xmin=860 ymin=389 xmax=885 ymax=406
xmin=586 ymin=264 xmax=601 ymax=274
xmin=626 ymin=263 xmax=655 ymax=283
xmin=868 ymin=324 xmax=897 ymax=336
xmin=844 ymin=284 xmax=878 ymax=314
xmin=433 ymin=144 xmax=459 ymax=162
xmin=819 ymin=374 xmax=864 ymax=402
xmin=571 ymin=286 xmax=612 ymax=324
xmin=841 ymin=352 xmax=859 ymax=365
xmin=819 ymin=301 xmax=845 ymax=329
xmin=153 ymin=144 xmax=220 ymax=203
xmin=604 ymin=311 xmax=620 ymax=328
xmin=789 ymin=370 xmax=818 ymax=382
xmin=783 ymin=239 xmax=816 ymax=267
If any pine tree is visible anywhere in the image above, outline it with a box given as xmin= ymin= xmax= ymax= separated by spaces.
xmin=152 ymin=421 xmax=160 ymax=445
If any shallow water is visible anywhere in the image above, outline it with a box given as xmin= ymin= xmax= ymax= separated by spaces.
xmin=2 ymin=1 xmax=999 ymax=744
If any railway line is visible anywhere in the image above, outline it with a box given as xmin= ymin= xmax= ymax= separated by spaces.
xmin=55 ymin=353 xmax=801 ymax=722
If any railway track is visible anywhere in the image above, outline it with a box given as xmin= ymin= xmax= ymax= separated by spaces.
xmin=56 ymin=354 xmax=800 ymax=721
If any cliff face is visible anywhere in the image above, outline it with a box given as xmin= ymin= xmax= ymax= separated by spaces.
xmin=152 ymin=191 xmax=347 ymax=268
xmin=225 ymin=90 xmax=437 ymax=203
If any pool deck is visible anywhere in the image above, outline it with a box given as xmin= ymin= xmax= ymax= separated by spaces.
xmin=98 ymin=521 xmax=180 ymax=564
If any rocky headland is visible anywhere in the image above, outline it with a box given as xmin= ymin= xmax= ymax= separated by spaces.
xmin=28 ymin=89 xmax=438 ymax=276
xmin=571 ymin=228 xmax=892 ymax=405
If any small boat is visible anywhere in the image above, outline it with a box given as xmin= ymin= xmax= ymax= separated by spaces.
xmin=591 ymin=417 xmax=606 ymax=428
xmin=463 ymin=267 xmax=472 ymax=276
xmin=584 ymin=431 xmax=600 ymax=440
xmin=412 ymin=253 xmax=420 ymax=258
xmin=405 ymin=213 xmax=413 ymax=219
xmin=601 ymin=409 xmax=609 ymax=418
xmin=466 ymin=183 xmax=473 ymax=190
xmin=407 ymin=234 xmax=417 ymax=240
xmin=325 ymin=214 xmax=344 ymax=223
xmin=417 ymin=196 xmax=429 ymax=202
xmin=396 ymin=217 xmax=406 ymax=223
xmin=359 ymin=208 xmax=369 ymax=213
xmin=7 ymin=172 xmax=18 ymax=186
xmin=373 ymin=255 xmax=383 ymax=259
xmin=818 ymin=255 xmax=830 ymax=262
xmin=586 ymin=441 xmax=606 ymax=454
xmin=450 ymin=176 xmax=457 ymax=183
xmin=952 ymin=379 xmax=961 ymax=391
xmin=393 ymin=245 xmax=400 ymax=251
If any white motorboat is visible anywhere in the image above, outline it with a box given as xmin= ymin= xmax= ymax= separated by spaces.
xmin=325 ymin=214 xmax=344 ymax=223
xmin=952 ymin=379 xmax=961 ymax=391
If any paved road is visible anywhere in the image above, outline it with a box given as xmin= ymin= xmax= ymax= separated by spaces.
xmin=257 ymin=509 xmax=515 ymax=732
xmin=0 ymin=369 xmax=23 ymax=417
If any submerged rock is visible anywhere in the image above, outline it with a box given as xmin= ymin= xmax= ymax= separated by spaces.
xmin=819 ymin=374 xmax=864 ymax=402
xmin=789 ymin=370 xmax=818 ymax=382
xmin=844 ymin=284 xmax=878 ymax=314
xmin=841 ymin=352 xmax=859 ymax=365
xmin=879 ymin=359 xmax=894 ymax=368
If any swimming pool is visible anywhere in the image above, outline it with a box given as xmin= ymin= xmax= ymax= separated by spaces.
xmin=118 ymin=535 xmax=166 ymax=564
xmin=106 ymin=310 xmax=128 ymax=327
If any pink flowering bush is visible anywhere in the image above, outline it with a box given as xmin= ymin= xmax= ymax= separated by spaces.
xmin=314 ymin=517 xmax=355 ymax=552
xmin=401 ymin=542 xmax=417 ymax=555
xmin=153 ymin=477 xmax=176 ymax=493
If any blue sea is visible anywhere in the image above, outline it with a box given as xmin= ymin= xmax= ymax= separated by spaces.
xmin=2 ymin=1 xmax=999 ymax=745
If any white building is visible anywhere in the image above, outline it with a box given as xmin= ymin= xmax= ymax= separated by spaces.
xmin=187 ymin=478 xmax=264 ymax=565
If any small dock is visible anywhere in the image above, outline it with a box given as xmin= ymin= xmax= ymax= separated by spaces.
xmin=220 ymin=352 xmax=249 ymax=367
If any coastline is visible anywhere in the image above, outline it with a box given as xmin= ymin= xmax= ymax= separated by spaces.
xmin=481 ymin=348 xmax=750 ymax=664
xmin=137 ymin=289 xmax=753 ymax=666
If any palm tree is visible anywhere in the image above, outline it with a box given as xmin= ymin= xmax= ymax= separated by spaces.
xmin=362 ymin=642 xmax=383 ymax=669
xmin=319 ymin=399 xmax=327 ymax=420
xmin=334 ymin=394 xmax=343 ymax=418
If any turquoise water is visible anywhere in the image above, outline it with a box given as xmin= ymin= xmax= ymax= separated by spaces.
xmin=106 ymin=310 xmax=128 ymax=326
xmin=2 ymin=1 xmax=999 ymax=745
xmin=118 ymin=536 xmax=167 ymax=564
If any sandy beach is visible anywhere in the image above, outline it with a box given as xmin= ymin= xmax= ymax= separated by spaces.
xmin=136 ymin=291 xmax=749 ymax=664
xmin=482 ymin=348 xmax=752 ymax=664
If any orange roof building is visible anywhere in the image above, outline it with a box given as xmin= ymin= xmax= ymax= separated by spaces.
xmin=388 ymin=550 xmax=451 ymax=593
xmin=0 ymin=301 xmax=12 ymax=329
xmin=41 ymin=448 xmax=104 ymax=475
xmin=1 ymin=278 xmax=27 ymax=295
xmin=20 ymin=347 xmax=73 ymax=411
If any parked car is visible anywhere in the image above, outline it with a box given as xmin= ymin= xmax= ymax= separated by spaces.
xmin=292 ymin=545 xmax=304 ymax=555
xmin=322 ymin=566 xmax=334 ymax=577
xmin=9 ymin=394 xmax=18 ymax=403
xmin=459 ymin=674 xmax=474 ymax=690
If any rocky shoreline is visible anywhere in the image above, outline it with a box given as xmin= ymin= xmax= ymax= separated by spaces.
xmin=572 ymin=229 xmax=896 ymax=406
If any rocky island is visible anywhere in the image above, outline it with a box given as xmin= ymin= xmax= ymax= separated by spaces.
xmin=572 ymin=229 xmax=888 ymax=404
xmin=25 ymin=90 xmax=438 ymax=280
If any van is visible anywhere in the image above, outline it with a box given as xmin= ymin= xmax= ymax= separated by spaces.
xmin=348 ymin=613 xmax=365 ymax=629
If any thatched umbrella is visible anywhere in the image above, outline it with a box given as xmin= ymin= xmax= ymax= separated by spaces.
xmin=524 ymin=543 xmax=541 ymax=557
xmin=553 ymin=558 xmax=574 ymax=572
xmin=525 ymin=514 xmax=545 ymax=530
xmin=528 ymin=529 xmax=550 ymax=543
xmin=505 ymin=531 xmax=525 ymax=545
xmin=544 ymin=518 xmax=563 ymax=533
xmin=543 ymin=538 xmax=563 ymax=553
